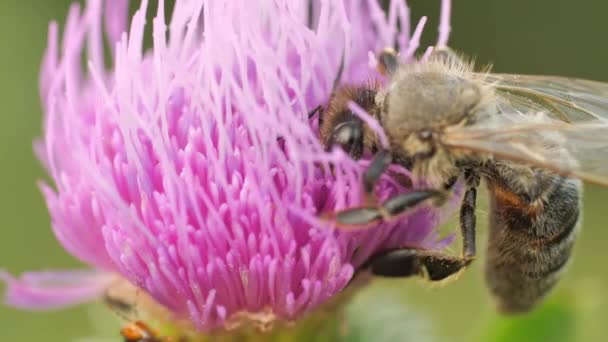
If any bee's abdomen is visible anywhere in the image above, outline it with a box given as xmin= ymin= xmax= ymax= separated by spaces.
xmin=484 ymin=171 xmax=581 ymax=314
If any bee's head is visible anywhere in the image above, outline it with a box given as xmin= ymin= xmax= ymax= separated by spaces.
xmin=318 ymin=84 xmax=381 ymax=159
xmin=381 ymin=71 xmax=482 ymax=165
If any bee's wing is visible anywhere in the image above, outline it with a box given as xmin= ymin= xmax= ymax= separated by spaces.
xmin=443 ymin=74 xmax=608 ymax=186
xmin=488 ymin=73 xmax=608 ymax=122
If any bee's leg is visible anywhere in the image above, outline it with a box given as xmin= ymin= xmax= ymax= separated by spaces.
xmin=329 ymin=149 xmax=441 ymax=226
xmin=334 ymin=189 xmax=441 ymax=226
xmin=461 ymin=169 xmax=480 ymax=262
xmin=362 ymin=150 xmax=392 ymax=203
xmin=364 ymin=248 xmax=467 ymax=281
xmin=364 ymin=170 xmax=480 ymax=280
xmin=377 ymin=48 xmax=400 ymax=77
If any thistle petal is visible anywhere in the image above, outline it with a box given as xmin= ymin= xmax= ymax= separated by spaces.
xmin=4 ymin=0 xmax=454 ymax=331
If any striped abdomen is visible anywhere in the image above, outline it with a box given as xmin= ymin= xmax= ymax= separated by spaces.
xmin=483 ymin=163 xmax=581 ymax=313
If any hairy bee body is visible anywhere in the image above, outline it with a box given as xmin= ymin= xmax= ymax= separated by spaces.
xmin=317 ymin=48 xmax=594 ymax=313
xmin=484 ymin=163 xmax=581 ymax=312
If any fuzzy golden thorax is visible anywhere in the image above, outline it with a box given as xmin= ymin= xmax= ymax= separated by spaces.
xmin=377 ymin=56 xmax=494 ymax=187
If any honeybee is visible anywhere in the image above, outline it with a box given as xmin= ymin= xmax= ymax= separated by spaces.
xmin=314 ymin=47 xmax=608 ymax=313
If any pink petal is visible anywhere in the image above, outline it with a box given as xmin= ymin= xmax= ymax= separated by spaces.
xmin=0 ymin=269 xmax=114 ymax=310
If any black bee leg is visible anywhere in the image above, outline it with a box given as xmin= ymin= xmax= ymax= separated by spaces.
xmin=334 ymin=189 xmax=440 ymax=226
xmin=363 ymin=170 xmax=481 ymax=281
xmin=377 ymin=48 xmax=400 ymax=77
xmin=365 ymin=248 xmax=468 ymax=281
xmin=362 ymin=150 xmax=392 ymax=203
xmin=329 ymin=149 xmax=442 ymax=226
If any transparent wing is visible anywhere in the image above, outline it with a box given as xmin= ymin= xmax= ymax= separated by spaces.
xmin=487 ymin=73 xmax=608 ymax=123
xmin=443 ymin=74 xmax=608 ymax=186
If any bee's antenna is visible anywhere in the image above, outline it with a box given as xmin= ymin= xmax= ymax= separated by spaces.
xmin=307 ymin=0 xmax=315 ymax=29
xmin=331 ymin=49 xmax=346 ymax=92
xmin=308 ymin=105 xmax=323 ymax=119
xmin=305 ymin=46 xmax=343 ymax=127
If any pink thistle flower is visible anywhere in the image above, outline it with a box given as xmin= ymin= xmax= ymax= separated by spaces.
xmin=2 ymin=0 xmax=454 ymax=332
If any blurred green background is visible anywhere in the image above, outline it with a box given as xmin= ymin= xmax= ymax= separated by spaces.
xmin=1 ymin=0 xmax=608 ymax=341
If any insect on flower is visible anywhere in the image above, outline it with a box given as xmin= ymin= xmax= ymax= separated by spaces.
xmin=316 ymin=46 xmax=608 ymax=313
xmin=120 ymin=321 xmax=164 ymax=342
xmin=103 ymin=288 xmax=179 ymax=342
xmin=103 ymin=291 xmax=161 ymax=342
xmin=1 ymin=0 xmax=459 ymax=334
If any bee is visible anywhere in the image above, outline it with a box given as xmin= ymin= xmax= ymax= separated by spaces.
xmin=314 ymin=47 xmax=608 ymax=313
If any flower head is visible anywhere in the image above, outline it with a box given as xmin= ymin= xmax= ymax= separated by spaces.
xmin=2 ymin=0 xmax=453 ymax=332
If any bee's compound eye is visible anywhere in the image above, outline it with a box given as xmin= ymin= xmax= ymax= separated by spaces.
xmin=418 ymin=129 xmax=434 ymax=141
xmin=330 ymin=121 xmax=363 ymax=156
